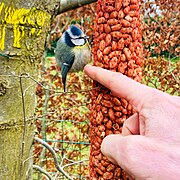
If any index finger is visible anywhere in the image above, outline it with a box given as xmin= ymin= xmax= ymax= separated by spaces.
xmin=84 ymin=65 xmax=157 ymax=111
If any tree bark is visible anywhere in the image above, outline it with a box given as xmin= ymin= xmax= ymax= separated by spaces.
xmin=58 ymin=0 xmax=97 ymax=13
xmin=0 ymin=1 xmax=51 ymax=179
xmin=33 ymin=0 xmax=97 ymax=16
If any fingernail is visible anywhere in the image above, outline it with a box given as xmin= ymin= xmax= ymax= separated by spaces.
xmin=84 ymin=65 xmax=96 ymax=79
xmin=84 ymin=64 xmax=92 ymax=70
xmin=84 ymin=64 xmax=91 ymax=73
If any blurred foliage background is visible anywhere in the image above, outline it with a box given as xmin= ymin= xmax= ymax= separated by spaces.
xmin=33 ymin=1 xmax=179 ymax=179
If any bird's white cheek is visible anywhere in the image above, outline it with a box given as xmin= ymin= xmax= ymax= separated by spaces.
xmin=71 ymin=38 xmax=85 ymax=46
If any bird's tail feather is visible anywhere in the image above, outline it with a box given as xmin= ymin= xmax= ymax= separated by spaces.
xmin=61 ymin=64 xmax=70 ymax=92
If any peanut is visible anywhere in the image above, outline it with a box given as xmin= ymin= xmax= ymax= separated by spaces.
xmin=110 ymin=11 xmax=118 ymax=19
xmin=98 ymin=17 xmax=106 ymax=24
xmin=99 ymin=40 xmax=106 ymax=51
xmin=104 ymin=24 xmax=111 ymax=34
xmin=123 ymin=0 xmax=131 ymax=7
xmin=105 ymin=34 xmax=112 ymax=46
xmin=103 ymin=172 xmax=113 ymax=179
xmin=106 ymin=120 xmax=112 ymax=129
xmin=109 ymin=57 xmax=118 ymax=68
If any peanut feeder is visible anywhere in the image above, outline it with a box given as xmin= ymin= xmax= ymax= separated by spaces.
xmin=90 ymin=0 xmax=143 ymax=179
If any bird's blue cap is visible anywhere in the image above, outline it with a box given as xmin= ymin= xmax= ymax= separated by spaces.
xmin=69 ymin=25 xmax=83 ymax=37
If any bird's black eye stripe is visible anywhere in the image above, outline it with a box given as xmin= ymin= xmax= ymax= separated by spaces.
xmin=65 ymin=32 xmax=75 ymax=47
xmin=71 ymin=36 xmax=88 ymax=40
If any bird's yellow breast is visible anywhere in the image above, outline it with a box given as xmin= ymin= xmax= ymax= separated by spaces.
xmin=71 ymin=43 xmax=91 ymax=72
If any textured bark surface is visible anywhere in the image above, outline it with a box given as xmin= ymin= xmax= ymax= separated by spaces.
xmin=0 ymin=1 xmax=50 ymax=179
xmin=90 ymin=0 xmax=143 ymax=179
xmin=33 ymin=0 xmax=97 ymax=16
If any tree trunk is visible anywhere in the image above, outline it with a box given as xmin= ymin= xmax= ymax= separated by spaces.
xmin=0 ymin=0 xmax=97 ymax=179
xmin=0 ymin=1 xmax=51 ymax=179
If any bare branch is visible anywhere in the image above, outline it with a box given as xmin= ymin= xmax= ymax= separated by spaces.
xmin=62 ymin=158 xmax=88 ymax=169
xmin=0 ymin=73 xmax=99 ymax=94
xmin=34 ymin=137 xmax=73 ymax=180
xmin=59 ymin=0 xmax=97 ymax=14
xmin=33 ymin=0 xmax=97 ymax=16
xmin=33 ymin=165 xmax=52 ymax=180
xmin=19 ymin=73 xmax=28 ymax=179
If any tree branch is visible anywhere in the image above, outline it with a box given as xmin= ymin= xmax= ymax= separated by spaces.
xmin=33 ymin=165 xmax=52 ymax=180
xmin=34 ymin=137 xmax=73 ymax=180
xmin=59 ymin=0 xmax=97 ymax=14
xmin=34 ymin=0 xmax=97 ymax=16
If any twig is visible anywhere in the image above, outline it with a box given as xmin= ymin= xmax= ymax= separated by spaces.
xmin=167 ymin=49 xmax=179 ymax=84
xmin=33 ymin=165 xmax=52 ymax=180
xmin=62 ymin=159 xmax=88 ymax=169
xmin=18 ymin=82 xmax=36 ymax=98
xmin=27 ymin=72 xmax=98 ymax=94
xmin=62 ymin=157 xmax=88 ymax=169
xmin=37 ymin=50 xmax=49 ymax=180
xmin=52 ymin=171 xmax=59 ymax=180
xmin=147 ymin=13 xmax=166 ymax=34
xmin=34 ymin=137 xmax=73 ymax=180
xmin=19 ymin=73 xmax=28 ymax=179
xmin=0 ymin=73 xmax=99 ymax=94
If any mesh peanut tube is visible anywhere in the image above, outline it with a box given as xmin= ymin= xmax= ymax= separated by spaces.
xmin=90 ymin=0 xmax=143 ymax=179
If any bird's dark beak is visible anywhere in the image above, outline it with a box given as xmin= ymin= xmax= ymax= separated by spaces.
xmin=84 ymin=35 xmax=89 ymax=39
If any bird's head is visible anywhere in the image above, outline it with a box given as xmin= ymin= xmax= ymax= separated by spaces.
xmin=64 ymin=25 xmax=88 ymax=47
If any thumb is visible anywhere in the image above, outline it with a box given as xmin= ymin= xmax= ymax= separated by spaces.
xmin=101 ymin=134 xmax=167 ymax=179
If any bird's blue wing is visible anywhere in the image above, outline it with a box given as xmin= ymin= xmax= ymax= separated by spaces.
xmin=61 ymin=55 xmax=74 ymax=92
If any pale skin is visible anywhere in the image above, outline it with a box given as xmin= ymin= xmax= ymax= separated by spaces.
xmin=84 ymin=65 xmax=180 ymax=180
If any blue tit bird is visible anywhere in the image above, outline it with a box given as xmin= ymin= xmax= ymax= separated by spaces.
xmin=55 ymin=25 xmax=91 ymax=92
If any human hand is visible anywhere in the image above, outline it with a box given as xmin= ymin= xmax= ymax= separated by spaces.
xmin=84 ymin=65 xmax=180 ymax=179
